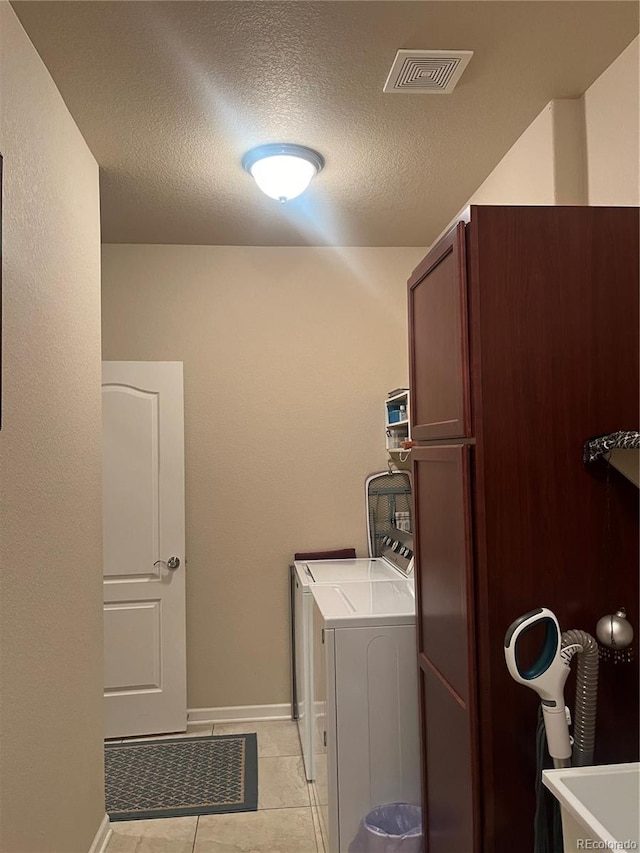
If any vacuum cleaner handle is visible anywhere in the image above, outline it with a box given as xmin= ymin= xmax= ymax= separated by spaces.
xmin=541 ymin=704 xmax=572 ymax=763
xmin=504 ymin=607 xmax=572 ymax=762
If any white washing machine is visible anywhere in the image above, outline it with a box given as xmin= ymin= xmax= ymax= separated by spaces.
xmin=310 ymin=579 xmax=421 ymax=853
xmin=292 ymin=530 xmax=413 ymax=782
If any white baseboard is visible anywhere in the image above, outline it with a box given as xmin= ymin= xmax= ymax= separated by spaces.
xmin=88 ymin=814 xmax=112 ymax=853
xmin=187 ymin=703 xmax=291 ymax=725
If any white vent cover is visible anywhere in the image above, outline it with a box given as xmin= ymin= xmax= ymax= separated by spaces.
xmin=383 ymin=50 xmax=473 ymax=94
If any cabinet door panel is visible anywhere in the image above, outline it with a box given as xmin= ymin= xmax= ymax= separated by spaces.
xmin=421 ymin=664 xmax=475 ymax=853
xmin=408 ymin=223 xmax=471 ymax=441
xmin=413 ymin=445 xmax=474 ymax=701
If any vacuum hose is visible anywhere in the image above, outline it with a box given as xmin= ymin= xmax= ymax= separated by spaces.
xmin=561 ymin=630 xmax=599 ymax=766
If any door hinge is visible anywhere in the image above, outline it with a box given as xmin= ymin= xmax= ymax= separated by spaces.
xmin=321 ymin=628 xmax=325 ymax=644
xmin=323 ymin=730 xmax=327 ymax=747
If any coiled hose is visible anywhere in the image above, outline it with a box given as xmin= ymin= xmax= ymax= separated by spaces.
xmin=561 ymin=629 xmax=599 ymax=766
xmin=534 ymin=630 xmax=600 ymax=852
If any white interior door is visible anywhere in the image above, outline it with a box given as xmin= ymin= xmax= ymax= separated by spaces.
xmin=102 ymin=361 xmax=186 ymax=738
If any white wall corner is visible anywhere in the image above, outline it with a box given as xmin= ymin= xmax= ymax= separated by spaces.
xmin=88 ymin=815 xmax=112 ymax=853
xmin=551 ymin=99 xmax=588 ymax=205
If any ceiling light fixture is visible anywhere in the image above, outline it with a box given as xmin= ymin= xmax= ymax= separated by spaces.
xmin=242 ymin=144 xmax=324 ymax=203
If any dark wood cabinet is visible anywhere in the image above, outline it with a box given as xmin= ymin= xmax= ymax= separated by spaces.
xmin=413 ymin=445 xmax=474 ymax=704
xmin=421 ymin=664 xmax=475 ymax=853
xmin=409 ymin=206 xmax=640 ymax=853
xmin=408 ymin=223 xmax=471 ymax=442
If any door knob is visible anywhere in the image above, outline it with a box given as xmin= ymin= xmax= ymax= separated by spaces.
xmin=154 ymin=557 xmax=180 ymax=571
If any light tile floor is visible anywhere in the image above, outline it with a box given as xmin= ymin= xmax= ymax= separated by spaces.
xmin=105 ymin=721 xmax=325 ymax=853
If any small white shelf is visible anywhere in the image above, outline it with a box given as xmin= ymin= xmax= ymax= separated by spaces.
xmin=388 ymin=447 xmax=412 ymax=472
xmin=386 ymin=389 xmax=408 ymax=401
xmin=385 ymin=390 xmax=411 ymax=459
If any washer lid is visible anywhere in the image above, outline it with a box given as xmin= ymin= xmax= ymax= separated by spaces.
xmin=296 ymin=558 xmax=402 ymax=586
xmin=312 ymin=579 xmax=416 ymax=628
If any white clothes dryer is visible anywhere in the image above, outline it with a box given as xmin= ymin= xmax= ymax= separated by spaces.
xmin=310 ymin=579 xmax=421 ymax=853
xmin=293 ymin=530 xmax=413 ymax=782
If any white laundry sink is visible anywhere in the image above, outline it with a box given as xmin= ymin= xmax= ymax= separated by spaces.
xmin=542 ymin=762 xmax=640 ymax=852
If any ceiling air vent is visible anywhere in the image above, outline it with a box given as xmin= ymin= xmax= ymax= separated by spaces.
xmin=383 ymin=50 xmax=473 ymax=94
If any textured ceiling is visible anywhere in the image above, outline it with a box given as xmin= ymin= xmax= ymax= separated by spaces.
xmin=11 ymin=1 xmax=639 ymax=246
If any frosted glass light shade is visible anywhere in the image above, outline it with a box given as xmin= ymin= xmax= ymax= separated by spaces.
xmin=250 ymin=155 xmax=316 ymax=202
xmin=243 ymin=144 xmax=324 ymax=203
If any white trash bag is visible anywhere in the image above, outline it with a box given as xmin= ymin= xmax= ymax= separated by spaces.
xmin=348 ymin=803 xmax=422 ymax=853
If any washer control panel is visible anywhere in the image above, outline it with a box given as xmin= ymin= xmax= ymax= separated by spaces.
xmin=381 ymin=529 xmax=414 ymax=576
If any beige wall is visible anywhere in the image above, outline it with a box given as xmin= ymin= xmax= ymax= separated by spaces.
xmin=0 ymin=4 xmax=104 ymax=852
xmin=432 ymin=98 xmax=586 ymax=242
xmin=470 ymin=101 xmax=557 ymax=205
xmin=433 ymin=36 xmax=638 ymax=245
xmin=469 ymin=36 xmax=639 ymax=211
xmin=101 ymin=245 xmax=424 ymax=708
xmin=584 ymin=35 xmax=639 ymax=205
xmin=469 ymin=99 xmax=587 ymax=207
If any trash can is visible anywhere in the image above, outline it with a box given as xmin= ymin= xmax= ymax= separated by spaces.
xmin=348 ymin=803 xmax=422 ymax=853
